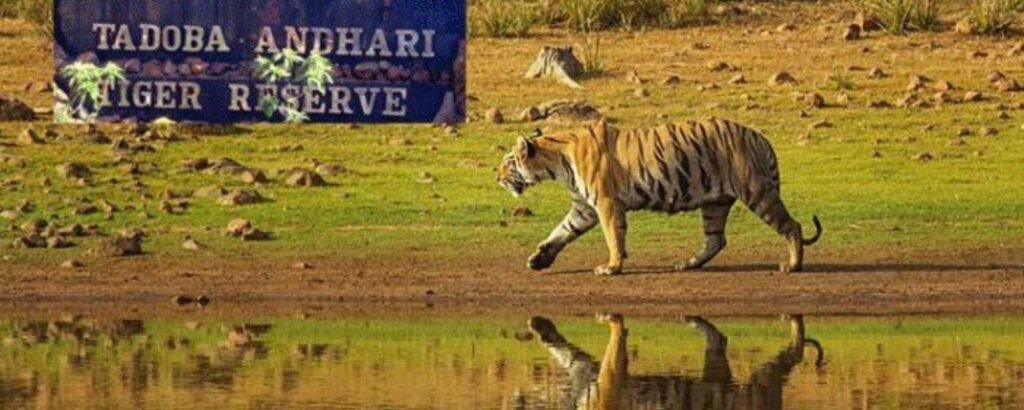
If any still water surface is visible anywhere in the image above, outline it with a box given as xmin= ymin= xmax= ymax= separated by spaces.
xmin=1 ymin=313 xmax=1022 ymax=409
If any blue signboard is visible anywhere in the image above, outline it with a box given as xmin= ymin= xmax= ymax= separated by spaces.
xmin=53 ymin=0 xmax=466 ymax=123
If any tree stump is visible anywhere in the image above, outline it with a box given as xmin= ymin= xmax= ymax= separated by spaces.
xmin=524 ymin=46 xmax=584 ymax=89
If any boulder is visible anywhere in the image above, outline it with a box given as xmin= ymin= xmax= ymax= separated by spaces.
xmin=0 ymin=96 xmax=36 ymax=121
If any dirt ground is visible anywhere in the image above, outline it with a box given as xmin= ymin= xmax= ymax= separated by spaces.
xmin=3 ymin=246 xmax=1024 ymax=318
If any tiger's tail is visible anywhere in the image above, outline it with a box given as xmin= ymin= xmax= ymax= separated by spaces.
xmin=803 ymin=215 xmax=823 ymax=246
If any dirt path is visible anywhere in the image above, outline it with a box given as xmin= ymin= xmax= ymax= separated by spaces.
xmin=3 ymin=247 xmax=1024 ymax=317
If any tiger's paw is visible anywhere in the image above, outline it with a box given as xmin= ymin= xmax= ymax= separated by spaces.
xmin=674 ymin=258 xmax=704 ymax=272
xmin=595 ymin=313 xmax=624 ymax=325
xmin=527 ymin=247 xmax=559 ymax=271
xmin=779 ymin=263 xmax=802 ymax=274
xmin=594 ymin=265 xmax=622 ymax=276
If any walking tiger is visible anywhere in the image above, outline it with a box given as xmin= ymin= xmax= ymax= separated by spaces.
xmin=497 ymin=117 xmax=822 ymax=275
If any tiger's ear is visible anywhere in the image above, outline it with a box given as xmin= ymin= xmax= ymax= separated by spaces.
xmin=516 ymin=136 xmax=537 ymax=159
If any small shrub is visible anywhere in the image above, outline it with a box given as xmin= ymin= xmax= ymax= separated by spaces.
xmin=58 ymin=62 xmax=125 ymax=123
xmin=254 ymin=49 xmax=334 ymax=123
xmin=470 ymin=0 xmax=537 ymax=38
xmin=827 ymin=72 xmax=856 ymax=91
xmin=578 ymin=31 xmax=605 ymax=75
xmin=613 ymin=0 xmax=666 ymax=30
xmin=560 ymin=0 xmax=612 ymax=32
xmin=663 ymin=0 xmax=713 ymax=28
xmin=970 ymin=0 xmax=1020 ymax=35
xmin=861 ymin=0 xmax=940 ymax=34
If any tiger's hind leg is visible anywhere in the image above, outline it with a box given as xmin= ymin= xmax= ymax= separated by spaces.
xmin=747 ymin=192 xmax=805 ymax=273
xmin=676 ymin=200 xmax=735 ymax=271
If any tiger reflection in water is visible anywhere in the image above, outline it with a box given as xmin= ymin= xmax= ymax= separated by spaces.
xmin=511 ymin=314 xmax=823 ymax=410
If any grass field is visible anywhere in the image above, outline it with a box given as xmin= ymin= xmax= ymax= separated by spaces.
xmin=1 ymin=2 xmax=1024 ymax=277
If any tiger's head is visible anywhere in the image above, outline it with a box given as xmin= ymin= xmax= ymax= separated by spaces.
xmin=497 ymin=129 xmax=558 ymax=197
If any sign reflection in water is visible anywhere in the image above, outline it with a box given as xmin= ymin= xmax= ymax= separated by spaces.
xmin=0 ymin=314 xmax=1022 ymax=409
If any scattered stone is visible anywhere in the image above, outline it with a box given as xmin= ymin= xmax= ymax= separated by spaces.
xmin=696 ymin=83 xmax=720 ymax=92
xmin=970 ymin=50 xmax=989 ymax=59
xmin=843 ymin=24 xmax=861 ymax=41
xmin=728 ymin=74 xmax=746 ymax=84
xmin=46 ymin=235 xmax=71 ymax=249
xmin=313 ymin=162 xmax=349 ymax=177
xmin=706 ymin=61 xmax=735 ymax=72
xmin=661 ymin=74 xmax=681 ymax=86
xmin=181 ymin=158 xmax=211 ymax=172
xmin=58 ymin=223 xmax=86 ymax=237
xmin=988 ymin=71 xmax=1007 ymax=83
xmin=625 ymin=70 xmax=644 ymax=84
xmin=810 ymin=120 xmax=833 ymax=129
xmin=633 ymin=88 xmax=649 ymax=98
xmin=769 ymin=71 xmax=798 ymax=86
xmin=205 ymin=158 xmax=248 ymax=176
xmin=868 ymin=99 xmax=892 ymax=109
xmin=512 ymin=207 xmax=534 ymax=218
xmin=240 ymin=169 xmax=269 ymax=185
xmin=994 ymin=79 xmax=1022 ymax=92
xmin=285 ymin=170 xmax=327 ymax=187
xmin=534 ymin=99 xmax=602 ymax=123
xmin=913 ymin=152 xmax=934 ymax=162
xmin=293 ymin=261 xmax=312 ymax=270
xmin=1 ymin=210 xmax=19 ymax=221
xmin=16 ymin=128 xmax=43 ymax=145
xmin=107 ymin=230 xmax=144 ymax=257
xmin=61 ymin=259 xmax=83 ymax=269
xmin=194 ymin=185 xmax=227 ymax=199
xmin=225 ymin=219 xmax=253 ymax=237
xmin=241 ymin=229 xmax=271 ymax=241
xmin=855 ymin=12 xmax=881 ymax=31
xmin=195 ymin=295 xmax=210 ymax=307
xmin=1008 ymin=42 xmax=1024 ymax=57
xmin=56 ymin=162 xmax=91 ymax=179
xmin=934 ymin=80 xmax=955 ymax=92
xmin=871 ymin=149 xmax=882 ymax=158
xmin=0 ymin=96 xmax=36 ymax=121
xmin=219 ymin=189 xmax=263 ymax=206
xmin=485 ymin=108 xmax=504 ymax=124
xmin=389 ymin=137 xmax=412 ymax=146
xmin=519 ymin=106 xmax=543 ymax=122
xmin=998 ymin=111 xmax=1012 ymax=120
xmin=418 ymin=172 xmax=437 ymax=184
xmin=19 ymin=219 xmax=47 ymax=233
xmin=964 ymin=91 xmax=983 ymax=102
xmin=907 ymin=75 xmax=930 ymax=91
xmin=172 ymin=295 xmax=194 ymax=306
xmin=980 ymin=127 xmax=998 ymax=136
xmin=776 ymin=23 xmax=795 ymax=32
xmin=835 ymin=92 xmax=850 ymax=106
xmin=958 ymin=128 xmax=972 ymax=137
xmin=867 ymin=67 xmax=888 ymax=79
xmin=73 ymin=204 xmax=99 ymax=215
xmin=13 ymin=234 xmax=46 ymax=248
xmin=800 ymin=93 xmax=826 ymax=108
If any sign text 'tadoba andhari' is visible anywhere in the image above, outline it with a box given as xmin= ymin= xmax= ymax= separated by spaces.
xmin=55 ymin=0 xmax=466 ymax=123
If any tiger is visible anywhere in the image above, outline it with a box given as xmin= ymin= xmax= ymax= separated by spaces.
xmin=496 ymin=117 xmax=822 ymax=276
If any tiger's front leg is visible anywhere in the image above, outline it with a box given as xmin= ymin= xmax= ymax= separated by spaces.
xmin=528 ymin=201 xmax=599 ymax=271
xmin=594 ymin=199 xmax=627 ymax=276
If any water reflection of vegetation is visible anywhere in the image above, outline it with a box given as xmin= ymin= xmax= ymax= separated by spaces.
xmin=0 ymin=315 xmax=1021 ymax=409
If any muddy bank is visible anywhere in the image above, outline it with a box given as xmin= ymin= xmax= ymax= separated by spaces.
xmin=3 ymin=247 xmax=1024 ymax=317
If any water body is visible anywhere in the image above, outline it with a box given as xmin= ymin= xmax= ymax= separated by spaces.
xmin=0 ymin=313 xmax=1021 ymax=409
